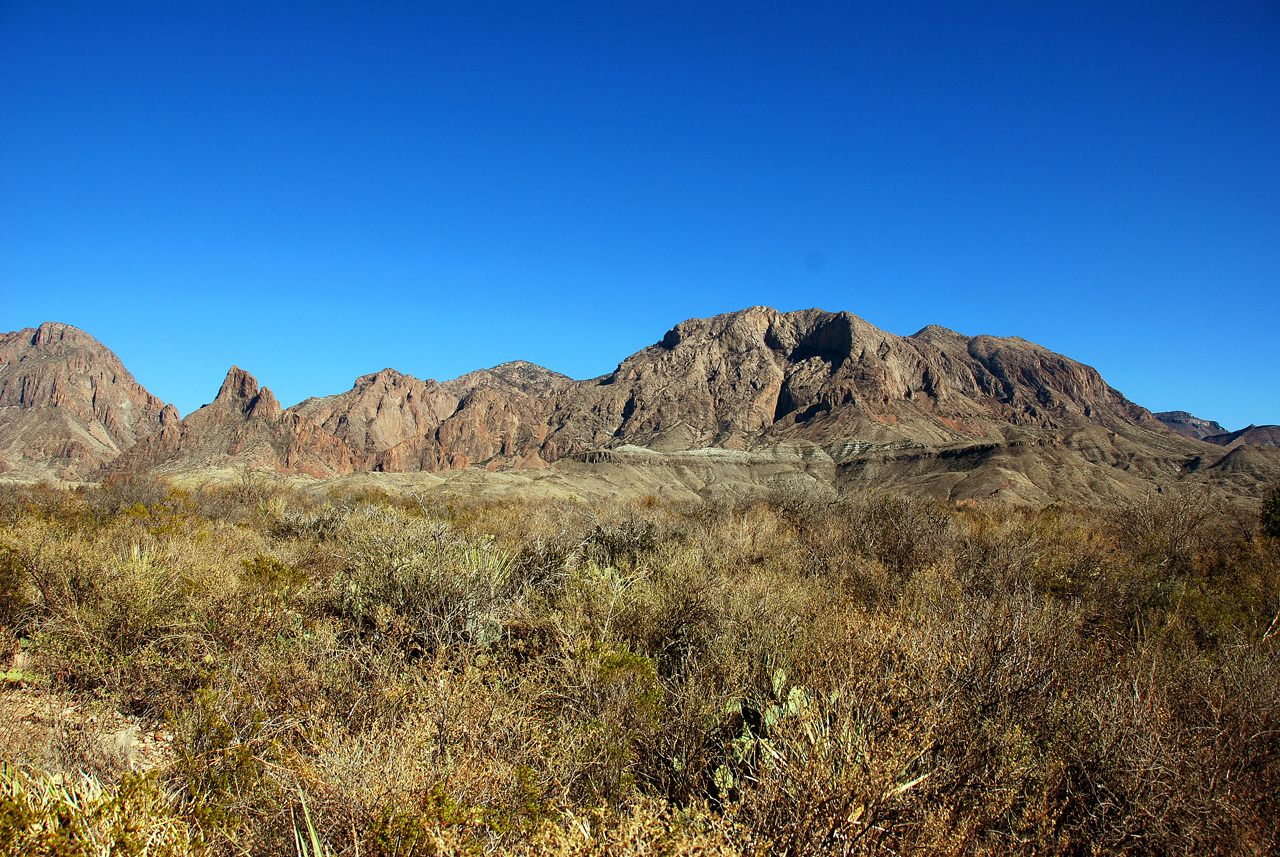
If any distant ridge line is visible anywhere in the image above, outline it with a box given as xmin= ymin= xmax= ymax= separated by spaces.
xmin=1 ymin=308 xmax=1277 ymax=504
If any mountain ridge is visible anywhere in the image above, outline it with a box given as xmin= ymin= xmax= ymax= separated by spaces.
xmin=2 ymin=308 xmax=1277 ymax=503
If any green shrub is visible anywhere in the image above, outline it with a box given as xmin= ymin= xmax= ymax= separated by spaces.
xmin=172 ymin=686 xmax=281 ymax=838
xmin=566 ymin=642 xmax=664 ymax=806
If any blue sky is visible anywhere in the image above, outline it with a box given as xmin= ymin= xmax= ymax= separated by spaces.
xmin=2 ymin=2 xmax=1277 ymax=428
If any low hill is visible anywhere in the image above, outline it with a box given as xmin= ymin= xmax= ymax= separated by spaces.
xmin=1203 ymin=424 xmax=1280 ymax=448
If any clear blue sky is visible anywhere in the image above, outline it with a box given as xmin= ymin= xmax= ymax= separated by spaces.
xmin=3 ymin=2 xmax=1277 ymax=428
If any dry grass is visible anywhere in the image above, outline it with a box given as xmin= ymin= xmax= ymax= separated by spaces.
xmin=0 ymin=478 xmax=1277 ymax=854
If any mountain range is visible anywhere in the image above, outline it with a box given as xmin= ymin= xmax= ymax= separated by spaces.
xmin=2 ymin=308 xmax=1277 ymax=504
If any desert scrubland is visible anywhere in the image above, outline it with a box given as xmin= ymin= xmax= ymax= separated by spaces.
xmin=1 ymin=474 xmax=1278 ymax=855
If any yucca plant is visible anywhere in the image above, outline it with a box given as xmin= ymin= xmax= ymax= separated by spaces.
xmin=0 ymin=762 xmax=190 ymax=856
xmin=291 ymin=785 xmax=331 ymax=857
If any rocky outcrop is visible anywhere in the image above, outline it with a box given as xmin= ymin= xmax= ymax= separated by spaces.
xmin=293 ymin=368 xmax=459 ymax=468
xmin=1155 ymin=411 xmax=1228 ymax=440
xmin=291 ymin=362 xmax=571 ymax=472
xmin=112 ymin=367 xmax=363 ymax=478
xmin=0 ymin=323 xmax=170 ymax=480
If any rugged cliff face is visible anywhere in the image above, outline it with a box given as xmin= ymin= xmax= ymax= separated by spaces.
xmin=0 ymin=323 xmax=170 ymax=480
xmin=292 ymin=368 xmax=460 ymax=470
xmin=530 ymin=307 xmax=1168 ymax=463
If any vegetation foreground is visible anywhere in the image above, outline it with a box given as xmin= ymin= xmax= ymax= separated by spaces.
xmin=1 ymin=475 xmax=1278 ymax=855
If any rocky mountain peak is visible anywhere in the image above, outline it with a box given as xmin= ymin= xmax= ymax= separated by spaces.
xmin=368 ymin=367 xmax=406 ymax=384
xmin=290 ymin=367 xmax=461 ymax=467
xmin=445 ymin=361 xmax=573 ymax=397
xmin=0 ymin=322 xmax=169 ymax=480
xmin=911 ymin=323 xmax=965 ymax=339
xmin=211 ymin=367 xmax=282 ymax=421
xmin=29 ymin=321 xmax=86 ymax=349
xmin=488 ymin=361 xmax=574 ymax=391
xmin=214 ymin=366 xmax=259 ymax=404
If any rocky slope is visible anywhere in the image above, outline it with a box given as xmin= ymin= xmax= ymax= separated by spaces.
xmin=534 ymin=308 xmax=1172 ymax=460
xmin=1155 ymin=411 xmax=1228 ymax=440
xmin=292 ymin=368 xmax=459 ymax=471
xmin=0 ymin=323 xmax=172 ymax=480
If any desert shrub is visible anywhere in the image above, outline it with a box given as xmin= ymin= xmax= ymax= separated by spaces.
xmin=3 ymin=481 xmax=1278 ymax=854
xmin=90 ymin=469 xmax=173 ymax=515
xmin=0 ymin=482 xmax=94 ymax=530
xmin=261 ymin=502 xmax=350 ymax=542
xmin=0 ymin=544 xmax=32 ymax=632
xmin=240 ymin=553 xmax=308 ymax=595
xmin=614 ymin=547 xmax=727 ymax=677
xmin=554 ymin=561 xmax=644 ymax=649
xmin=1262 ymin=484 xmax=1280 ymax=541
xmin=698 ymin=501 xmax=799 ymax=578
xmin=330 ymin=504 xmax=514 ymax=654
xmin=1107 ymin=487 xmax=1219 ymax=576
xmin=584 ymin=516 xmax=667 ymax=571
xmin=0 ymin=485 xmax=24 ymax=526
xmin=509 ymin=532 xmax=580 ymax=595
xmin=769 ymin=493 xmax=955 ymax=605
xmin=171 ymin=685 xmax=285 ymax=840
xmin=843 ymin=494 xmax=954 ymax=578
xmin=27 ymin=537 xmax=193 ymax=696
xmin=561 ymin=642 xmax=665 ymax=805
xmin=1173 ymin=542 xmax=1280 ymax=648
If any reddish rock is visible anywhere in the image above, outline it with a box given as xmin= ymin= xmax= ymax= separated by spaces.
xmin=293 ymin=368 xmax=459 ymax=469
